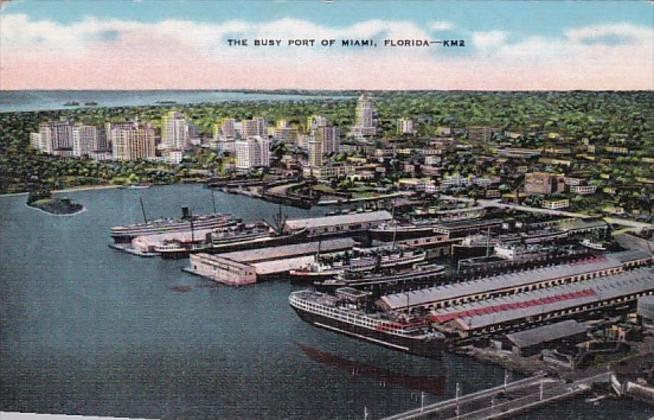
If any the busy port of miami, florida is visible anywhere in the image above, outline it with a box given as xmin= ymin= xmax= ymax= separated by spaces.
xmin=2 ymin=86 xmax=653 ymax=419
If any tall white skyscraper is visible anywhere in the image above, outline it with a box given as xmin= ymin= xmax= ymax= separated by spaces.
xmin=351 ymin=93 xmax=377 ymax=137
xmin=161 ymin=111 xmax=189 ymax=150
xmin=235 ymin=136 xmax=270 ymax=169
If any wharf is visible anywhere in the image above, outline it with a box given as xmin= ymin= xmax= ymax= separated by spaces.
xmin=381 ymin=372 xmax=609 ymax=420
xmin=108 ymin=243 xmax=158 ymax=257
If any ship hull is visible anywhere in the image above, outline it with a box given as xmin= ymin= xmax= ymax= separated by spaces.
xmin=369 ymin=227 xmax=439 ymax=242
xmin=111 ymin=216 xmax=237 ymax=243
xmin=159 ymin=229 xmax=309 ymax=259
xmin=290 ymin=306 xmax=444 ymax=358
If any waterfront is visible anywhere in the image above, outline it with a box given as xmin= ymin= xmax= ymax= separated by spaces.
xmin=0 ymin=184 xmax=652 ymax=419
xmin=0 ymin=90 xmax=351 ymax=113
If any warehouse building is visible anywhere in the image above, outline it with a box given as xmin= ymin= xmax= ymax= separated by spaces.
xmin=503 ymin=320 xmax=589 ymax=356
xmin=377 ymin=250 xmax=651 ymax=312
xmin=284 ymin=211 xmax=393 ymax=237
xmin=429 ymin=267 xmax=654 ymax=337
xmin=187 ymin=238 xmax=355 ymax=286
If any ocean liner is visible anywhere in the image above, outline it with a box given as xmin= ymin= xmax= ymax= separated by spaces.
xmin=289 ymin=288 xmax=445 ymax=357
xmin=110 ymin=206 xmax=237 ymax=243
xmin=155 ymin=223 xmax=309 ymax=259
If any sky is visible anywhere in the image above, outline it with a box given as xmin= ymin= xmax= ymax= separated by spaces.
xmin=0 ymin=0 xmax=653 ymax=90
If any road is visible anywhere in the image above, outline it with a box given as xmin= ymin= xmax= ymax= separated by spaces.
xmin=382 ymin=372 xmax=610 ymax=420
xmin=439 ymin=195 xmax=653 ymax=230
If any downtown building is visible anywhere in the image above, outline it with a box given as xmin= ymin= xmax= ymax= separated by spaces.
xmin=72 ymin=124 xmax=108 ymax=158
xmin=240 ymin=117 xmax=267 ymax=138
xmin=350 ymin=93 xmax=377 ymax=138
xmin=161 ymin=111 xmax=189 ymax=150
xmin=161 ymin=111 xmax=189 ymax=164
xmin=109 ymin=121 xmax=156 ymax=161
xmin=235 ymin=136 xmax=270 ymax=170
xmin=30 ymin=120 xmax=74 ymax=156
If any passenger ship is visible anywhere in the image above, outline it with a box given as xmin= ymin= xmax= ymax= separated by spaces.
xmin=110 ymin=213 xmax=237 ymax=243
xmin=289 ymin=289 xmax=445 ymax=357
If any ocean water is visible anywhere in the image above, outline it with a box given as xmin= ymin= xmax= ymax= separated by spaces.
xmin=0 ymin=90 xmax=352 ymax=113
xmin=0 ymin=185 xmax=651 ymax=419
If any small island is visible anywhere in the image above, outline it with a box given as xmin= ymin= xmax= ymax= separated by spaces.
xmin=27 ymin=187 xmax=84 ymax=215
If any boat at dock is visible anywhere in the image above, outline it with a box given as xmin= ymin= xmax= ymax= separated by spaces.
xmin=315 ymin=263 xmax=446 ymax=293
xmin=289 ymin=288 xmax=445 ymax=357
xmin=289 ymin=246 xmax=427 ymax=283
xmin=156 ymin=223 xmax=309 ymax=259
xmin=110 ymin=205 xmax=237 ymax=243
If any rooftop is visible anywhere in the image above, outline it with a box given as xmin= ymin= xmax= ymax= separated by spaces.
xmin=284 ymin=210 xmax=392 ymax=230
xmin=379 ymin=251 xmax=650 ymax=311
xmin=217 ymin=238 xmax=355 ymax=262
xmin=505 ymin=320 xmax=588 ymax=348
xmin=430 ymin=267 xmax=654 ymax=330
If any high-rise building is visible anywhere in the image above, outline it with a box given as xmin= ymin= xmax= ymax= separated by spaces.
xmin=315 ymin=125 xmax=340 ymax=155
xmin=161 ymin=111 xmax=189 ymax=150
xmin=351 ymin=93 xmax=376 ymax=137
xmin=72 ymin=124 xmax=106 ymax=157
xmin=307 ymin=115 xmax=329 ymax=133
xmin=307 ymin=138 xmax=323 ymax=168
xmin=271 ymin=119 xmax=298 ymax=145
xmin=214 ymin=118 xmax=236 ymax=140
xmin=398 ymin=118 xmax=415 ymax=135
xmin=31 ymin=120 xmax=73 ymax=154
xmin=235 ymin=136 xmax=270 ymax=169
xmin=110 ymin=122 xmax=156 ymax=161
xmin=240 ymin=117 xmax=266 ymax=138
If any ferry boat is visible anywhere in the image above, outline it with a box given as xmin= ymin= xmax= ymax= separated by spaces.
xmin=289 ymin=289 xmax=445 ymax=357
xmin=315 ymin=263 xmax=446 ymax=293
xmin=290 ymin=246 xmax=427 ymax=283
xmin=110 ymin=209 xmax=237 ymax=243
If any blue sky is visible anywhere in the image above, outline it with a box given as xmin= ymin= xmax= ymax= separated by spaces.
xmin=1 ymin=1 xmax=652 ymax=90
xmin=5 ymin=1 xmax=652 ymax=35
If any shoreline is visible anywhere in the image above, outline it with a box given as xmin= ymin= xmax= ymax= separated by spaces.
xmin=0 ymin=184 xmax=121 ymax=198
xmin=25 ymin=202 xmax=87 ymax=217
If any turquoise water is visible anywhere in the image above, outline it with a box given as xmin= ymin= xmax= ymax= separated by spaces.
xmin=0 ymin=185 xmax=650 ymax=419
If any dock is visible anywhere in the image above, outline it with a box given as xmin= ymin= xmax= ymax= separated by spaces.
xmin=381 ymin=372 xmax=609 ymax=420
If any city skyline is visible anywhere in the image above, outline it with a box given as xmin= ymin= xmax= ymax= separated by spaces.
xmin=0 ymin=1 xmax=652 ymax=90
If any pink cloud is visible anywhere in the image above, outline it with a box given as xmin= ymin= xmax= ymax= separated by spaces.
xmin=1 ymin=14 xmax=652 ymax=90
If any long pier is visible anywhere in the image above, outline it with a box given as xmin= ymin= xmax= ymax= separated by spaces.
xmin=382 ymin=372 xmax=610 ymax=420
